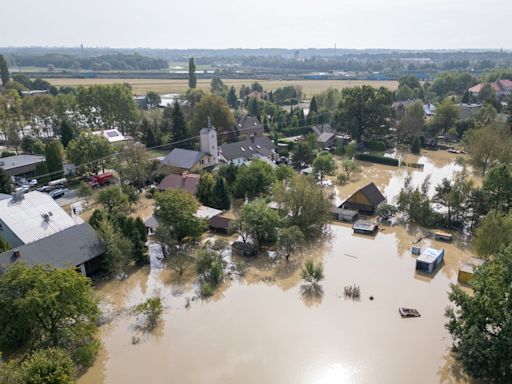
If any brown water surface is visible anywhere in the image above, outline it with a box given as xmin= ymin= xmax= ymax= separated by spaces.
xmin=79 ymin=150 xmax=479 ymax=384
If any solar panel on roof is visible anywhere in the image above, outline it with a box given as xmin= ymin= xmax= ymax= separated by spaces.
xmin=106 ymin=131 xmax=120 ymax=137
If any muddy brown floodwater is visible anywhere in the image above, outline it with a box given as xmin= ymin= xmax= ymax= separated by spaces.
xmin=79 ymin=150 xmax=480 ymax=384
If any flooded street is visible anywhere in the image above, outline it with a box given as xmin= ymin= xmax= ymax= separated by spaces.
xmin=79 ymin=150 xmax=478 ymax=384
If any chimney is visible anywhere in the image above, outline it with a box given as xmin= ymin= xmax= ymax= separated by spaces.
xmin=11 ymin=192 xmax=25 ymax=202
xmin=12 ymin=249 xmax=20 ymax=260
xmin=250 ymin=135 xmax=255 ymax=143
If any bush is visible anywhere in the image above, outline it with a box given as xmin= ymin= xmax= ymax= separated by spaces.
xmin=200 ymin=282 xmax=214 ymax=297
xmin=365 ymin=141 xmax=387 ymax=152
xmin=410 ymin=136 xmax=421 ymax=154
xmin=132 ymin=297 xmax=163 ymax=330
xmin=281 ymin=126 xmax=311 ymax=137
xmin=0 ymin=151 xmax=16 ymax=158
xmin=301 ymin=259 xmax=325 ymax=284
xmin=337 ymin=173 xmax=349 ymax=185
xmin=355 ymin=153 xmax=399 ymax=166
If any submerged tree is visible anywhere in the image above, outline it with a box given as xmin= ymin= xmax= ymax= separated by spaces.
xmin=301 ymin=259 xmax=325 ymax=285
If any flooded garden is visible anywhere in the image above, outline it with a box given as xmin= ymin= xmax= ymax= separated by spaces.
xmin=79 ymin=150 xmax=478 ymax=384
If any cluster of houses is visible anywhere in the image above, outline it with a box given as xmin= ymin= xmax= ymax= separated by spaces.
xmin=468 ymin=79 xmax=512 ymax=99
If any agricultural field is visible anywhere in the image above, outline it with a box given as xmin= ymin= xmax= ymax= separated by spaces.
xmin=45 ymin=78 xmax=399 ymax=97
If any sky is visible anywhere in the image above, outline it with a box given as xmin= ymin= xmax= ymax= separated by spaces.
xmin=2 ymin=0 xmax=511 ymax=50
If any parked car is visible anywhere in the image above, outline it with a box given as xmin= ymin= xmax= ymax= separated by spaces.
xmin=28 ymin=179 xmax=38 ymax=187
xmin=37 ymin=185 xmax=51 ymax=193
xmin=15 ymin=185 xmax=30 ymax=193
xmin=49 ymin=189 xmax=65 ymax=199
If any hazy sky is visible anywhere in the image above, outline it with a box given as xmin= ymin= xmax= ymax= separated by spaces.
xmin=2 ymin=0 xmax=511 ymax=49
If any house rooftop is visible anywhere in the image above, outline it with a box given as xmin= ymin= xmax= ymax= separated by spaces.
xmin=0 ymin=191 xmax=79 ymax=244
xmin=0 ymin=154 xmax=45 ymax=171
xmin=317 ymin=132 xmax=335 ymax=143
xmin=417 ymin=248 xmax=444 ymax=264
xmin=220 ymin=136 xmax=275 ymax=161
xmin=158 ymin=173 xmax=200 ymax=194
xmin=161 ymin=148 xmax=205 ymax=170
xmin=0 ymin=223 xmax=104 ymax=271
xmin=92 ymin=129 xmax=128 ymax=143
xmin=342 ymin=182 xmax=386 ymax=208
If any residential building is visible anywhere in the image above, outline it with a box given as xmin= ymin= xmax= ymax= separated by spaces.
xmin=0 ymin=223 xmax=104 ymax=277
xmin=340 ymin=182 xmax=386 ymax=215
xmin=158 ymin=173 xmax=200 ymax=195
xmin=0 ymin=191 xmax=80 ymax=248
xmin=0 ymin=154 xmax=45 ymax=177
xmin=227 ymin=115 xmax=264 ymax=141
xmin=219 ymin=135 xmax=276 ymax=166
xmin=92 ymin=129 xmax=131 ymax=144
xmin=468 ymin=79 xmax=512 ymax=99
xmin=311 ymin=124 xmax=335 ymax=137
xmin=161 ymin=126 xmax=219 ymax=173
xmin=133 ymin=95 xmax=148 ymax=109
xmin=317 ymin=132 xmax=336 ymax=149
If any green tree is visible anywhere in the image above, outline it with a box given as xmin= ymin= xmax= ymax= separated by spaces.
xmin=188 ymin=58 xmax=197 ymax=89
xmin=233 ymin=199 xmax=282 ymax=247
xmin=445 ymin=246 xmax=512 ymax=382
xmin=301 ymin=259 xmax=325 ymax=285
xmin=211 ymin=175 xmax=231 ymax=210
xmin=431 ymin=98 xmax=459 ymax=135
xmin=96 ymin=218 xmax=132 ymax=274
xmin=154 ymin=190 xmax=207 ymax=242
xmin=291 ymin=140 xmax=315 ymax=166
xmin=0 ymin=54 xmax=9 ymax=85
xmin=132 ymin=297 xmax=163 ymax=331
xmin=313 ymin=152 xmax=336 ymax=179
xmin=397 ymin=100 xmax=425 ymax=142
xmin=77 ymin=181 xmax=93 ymax=205
xmin=272 ymin=174 xmax=332 ymax=239
xmin=59 ymin=119 xmax=75 ymax=148
xmin=210 ymin=77 xmax=227 ymax=96
xmin=35 ymin=161 xmax=50 ymax=185
xmin=0 ymin=348 xmax=75 ymax=384
xmin=170 ymin=100 xmax=189 ymax=143
xmin=145 ymin=91 xmax=161 ymax=109
xmin=67 ymin=130 xmax=113 ymax=174
xmin=334 ymin=86 xmax=394 ymax=143
xmin=410 ymin=136 xmax=421 ymax=154
xmin=117 ymin=143 xmax=151 ymax=188
xmin=482 ymin=164 xmax=512 ymax=213
xmin=233 ymin=159 xmax=275 ymax=199
xmin=475 ymin=103 xmax=498 ymax=126
xmin=340 ymin=158 xmax=361 ymax=179
xmin=196 ymin=172 xmax=215 ymax=206
xmin=275 ymin=164 xmax=294 ymax=181
xmin=97 ymin=186 xmax=130 ymax=214
xmin=227 ymin=86 xmax=238 ymax=108
xmin=190 ymin=95 xmax=235 ymax=136
xmin=465 ymin=123 xmax=512 ymax=176
xmin=473 ymin=211 xmax=512 ymax=258
xmin=309 ymin=96 xmax=317 ymax=114
xmin=396 ymin=174 xmax=438 ymax=227
xmin=45 ymin=140 xmax=64 ymax=180
xmin=277 ymin=225 xmax=305 ymax=261
xmin=0 ymin=263 xmax=99 ymax=368
xmin=0 ymin=168 xmax=12 ymax=194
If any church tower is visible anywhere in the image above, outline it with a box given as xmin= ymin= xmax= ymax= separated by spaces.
xmin=200 ymin=118 xmax=219 ymax=165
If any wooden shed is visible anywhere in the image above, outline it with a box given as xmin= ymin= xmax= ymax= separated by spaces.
xmin=330 ymin=207 xmax=359 ymax=222
xmin=340 ymin=182 xmax=386 ymax=215
xmin=352 ymin=220 xmax=378 ymax=235
xmin=458 ymin=257 xmax=485 ymax=283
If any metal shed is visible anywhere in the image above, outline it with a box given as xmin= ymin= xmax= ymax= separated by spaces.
xmin=416 ymin=247 xmax=445 ymax=274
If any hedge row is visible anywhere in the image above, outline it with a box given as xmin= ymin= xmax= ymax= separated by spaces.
xmin=281 ymin=126 xmax=311 ymax=137
xmin=355 ymin=153 xmax=399 ymax=166
xmin=365 ymin=141 xmax=387 ymax=151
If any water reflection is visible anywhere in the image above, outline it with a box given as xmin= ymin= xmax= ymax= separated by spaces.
xmin=300 ymin=284 xmax=324 ymax=308
xmin=306 ymin=362 xmax=358 ymax=384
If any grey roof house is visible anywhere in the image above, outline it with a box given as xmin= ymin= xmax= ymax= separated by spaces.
xmin=219 ymin=136 xmax=276 ymax=166
xmin=0 ymin=154 xmax=45 ymax=177
xmin=0 ymin=223 xmax=104 ymax=277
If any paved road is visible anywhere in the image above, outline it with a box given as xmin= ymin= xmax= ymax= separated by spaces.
xmin=55 ymin=188 xmax=81 ymax=207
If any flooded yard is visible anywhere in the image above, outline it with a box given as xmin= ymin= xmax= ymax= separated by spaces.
xmin=79 ymin=150 xmax=478 ymax=384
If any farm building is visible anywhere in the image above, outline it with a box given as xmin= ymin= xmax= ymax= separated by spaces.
xmin=340 ymin=182 xmax=386 ymax=214
xmin=352 ymin=220 xmax=378 ymax=235
xmin=331 ymin=207 xmax=358 ymax=222
xmin=458 ymin=257 xmax=485 ymax=283
xmin=415 ymin=247 xmax=445 ymax=274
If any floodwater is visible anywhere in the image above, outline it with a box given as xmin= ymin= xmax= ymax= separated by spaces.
xmin=79 ymin=150 xmax=479 ymax=384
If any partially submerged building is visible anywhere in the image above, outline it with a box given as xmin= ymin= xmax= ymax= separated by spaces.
xmin=0 ymin=191 xmax=79 ymax=248
xmin=330 ymin=207 xmax=358 ymax=222
xmin=340 ymin=182 xmax=386 ymax=215
xmin=0 ymin=223 xmax=104 ymax=277
xmin=415 ymin=247 xmax=445 ymax=274
xmin=458 ymin=257 xmax=485 ymax=283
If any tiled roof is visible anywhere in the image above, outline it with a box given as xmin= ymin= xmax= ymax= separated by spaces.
xmin=161 ymin=148 xmax=205 ymax=170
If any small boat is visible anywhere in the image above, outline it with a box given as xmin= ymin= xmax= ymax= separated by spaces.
xmin=399 ymin=307 xmax=421 ymax=318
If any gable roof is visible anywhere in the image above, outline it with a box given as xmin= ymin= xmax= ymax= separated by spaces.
xmin=317 ymin=132 xmax=335 ymax=143
xmin=220 ymin=136 xmax=275 ymax=161
xmin=0 ymin=191 xmax=78 ymax=244
xmin=236 ymin=115 xmax=263 ymax=132
xmin=311 ymin=124 xmax=335 ymax=137
xmin=161 ymin=148 xmax=206 ymax=170
xmin=345 ymin=182 xmax=386 ymax=207
xmin=0 ymin=223 xmax=104 ymax=271
xmin=92 ymin=129 xmax=128 ymax=143
xmin=158 ymin=173 xmax=200 ymax=194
